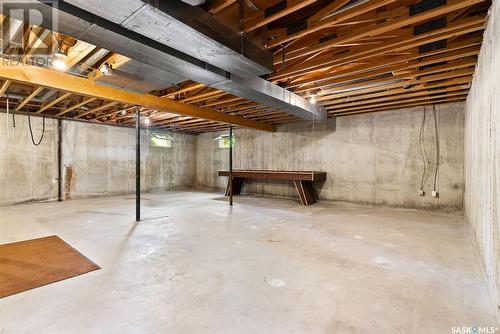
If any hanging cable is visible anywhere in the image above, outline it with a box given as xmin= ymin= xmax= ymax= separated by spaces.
xmin=6 ymin=97 xmax=10 ymax=134
xmin=6 ymin=97 xmax=16 ymax=140
xmin=310 ymin=114 xmax=315 ymax=172
xmin=432 ymin=105 xmax=440 ymax=193
xmin=6 ymin=97 xmax=11 ymax=138
xmin=28 ymin=113 xmax=46 ymax=146
xmin=418 ymin=107 xmax=430 ymax=193
xmin=11 ymin=101 xmax=16 ymax=128
xmin=7 ymin=95 xmax=16 ymax=128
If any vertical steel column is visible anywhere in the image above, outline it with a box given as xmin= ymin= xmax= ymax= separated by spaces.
xmin=136 ymin=108 xmax=141 ymax=221
xmin=57 ymin=119 xmax=63 ymax=202
xmin=229 ymin=125 xmax=233 ymax=206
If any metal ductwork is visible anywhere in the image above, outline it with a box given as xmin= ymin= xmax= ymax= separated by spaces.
xmin=65 ymin=0 xmax=271 ymax=78
xmin=14 ymin=1 xmax=325 ymax=121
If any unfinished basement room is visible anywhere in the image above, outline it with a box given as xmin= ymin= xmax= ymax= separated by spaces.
xmin=0 ymin=0 xmax=499 ymax=333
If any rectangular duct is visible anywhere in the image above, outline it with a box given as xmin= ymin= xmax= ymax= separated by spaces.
xmin=65 ymin=0 xmax=273 ymax=78
xmin=17 ymin=0 xmax=324 ymax=121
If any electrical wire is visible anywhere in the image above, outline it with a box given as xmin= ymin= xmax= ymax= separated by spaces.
xmin=28 ymin=113 xmax=46 ymax=146
xmin=310 ymin=113 xmax=315 ymax=171
xmin=432 ymin=105 xmax=440 ymax=192
xmin=418 ymin=107 xmax=430 ymax=191
xmin=12 ymin=103 xmax=15 ymax=128
xmin=8 ymin=96 xmax=16 ymax=128
xmin=6 ymin=97 xmax=16 ymax=140
xmin=6 ymin=98 xmax=11 ymax=138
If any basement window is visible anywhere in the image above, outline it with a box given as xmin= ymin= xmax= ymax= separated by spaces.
xmin=150 ymin=133 xmax=173 ymax=148
xmin=215 ymin=134 xmax=236 ymax=149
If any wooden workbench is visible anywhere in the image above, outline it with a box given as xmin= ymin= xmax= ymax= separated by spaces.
xmin=218 ymin=170 xmax=327 ymax=206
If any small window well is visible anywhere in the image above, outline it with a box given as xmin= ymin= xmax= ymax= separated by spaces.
xmin=150 ymin=133 xmax=174 ymax=148
xmin=215 ymin=134 xmax=236 ymax=149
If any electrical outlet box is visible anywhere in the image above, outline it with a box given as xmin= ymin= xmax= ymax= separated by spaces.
xmin=419 ymin=190 xmax=425 ymax=196
xmin=432 ymin=191 xmax=439 ymax=198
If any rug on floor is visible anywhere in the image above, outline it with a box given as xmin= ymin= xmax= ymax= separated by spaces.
xmin=0 ymin=235 xmax=100 ymax=298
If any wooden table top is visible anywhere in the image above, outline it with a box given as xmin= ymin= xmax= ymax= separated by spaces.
xmin=218 ymin=170 xmax=327 ymax=181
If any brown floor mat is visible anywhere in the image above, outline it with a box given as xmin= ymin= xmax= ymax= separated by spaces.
xmin=0 ymin=235 xmax=100 ymax=298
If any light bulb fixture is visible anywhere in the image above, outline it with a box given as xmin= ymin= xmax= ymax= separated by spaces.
xmin=144 ymin=117 xmax=151 ymax=125
xmin=310 ymin=94 xmax=316 ymax=105
xmin=52 ymin=53 xmax=68 ymax=71
xmin=99 ymin=62 xmax=113 ymax=76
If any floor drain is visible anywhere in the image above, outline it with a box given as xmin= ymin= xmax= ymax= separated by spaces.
xmin=268 ymin=279 xmax=286 ymax=288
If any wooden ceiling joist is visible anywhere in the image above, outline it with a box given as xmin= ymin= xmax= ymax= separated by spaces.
xmin=0 ymin=80 xmax=11 ymax=96
xmin=277 ymin=0 xmax=484 ymax=63
xmin=325 ymin=84 xmax=469 ymax=110
xmin=15 ymin=87 xmax=44 ymax=111
xmin=0 ymin=63 xmax=275 ymax=132
xmin=76 ymin=101 xmax=119 ymax=119
xmin=57 ymin=97 xmax=97 ymax=116
xmin=164 ymin=83 xmax=206 ymax=99
xmin=316 ymin=68 xmax=474 ymax=101
xmin=332 ymin=96 xmax=466 ymax=116
xmin=209 ymin=0 xmax=237 ymax=14
xmin=267 ymin=0 xmax=397 ymax=48
xmin=245 ymin=0 xmax=320 ymax=33
xmin=309 ymin=56 xmax=477 ymax=97
xmin=271 ymin=15 xmax=485 ymax=78
xmin=0 ymin=0 xmax=489 ymax=133
xmin=36 ymin=92 xmax=72 ymax=114
xmin=289 ymin=43 xmax=480 ymax=90
xmin=322 ymin=75 xmax=472 ymax=106
xmin=327 ymin=90 xmax=468 ymax=113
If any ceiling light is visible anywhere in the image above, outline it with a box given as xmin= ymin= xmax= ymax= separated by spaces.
xmin=310 ymin=94 xmax=316 ymax=104
xmin=99 ymin=62 xmax=113 ymax=76
xmin=52 ymin=53 xmax=68 ymax=71
xmin=144 ymin=117 xmax=150 ymax=125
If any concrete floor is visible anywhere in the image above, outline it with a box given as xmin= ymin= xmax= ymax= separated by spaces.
xmin=0 ymin=191 xmax=498 ymax=333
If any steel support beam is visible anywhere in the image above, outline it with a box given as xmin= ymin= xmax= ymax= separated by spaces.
xmin=136 ymin=108 xmax=141 ymax=222
xmin=229 ymin=124 xmax=233 ymax=206
xmin=57 ymin=119 xmax=63 ymax=202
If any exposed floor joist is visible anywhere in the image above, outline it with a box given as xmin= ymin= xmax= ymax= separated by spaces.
xmin=0 ymin=63 xmax=275 ymax=132
xmin=0 ymin=0 xmax=491 ymax=133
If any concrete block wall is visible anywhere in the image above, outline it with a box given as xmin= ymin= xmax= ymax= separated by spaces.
xmin=196 ymin=102 xmax=465 ymax=213
xmin=0 ymin=115 xmax=197 ymax=205
xmin=464 ymin=0 xmax=500 ymax=319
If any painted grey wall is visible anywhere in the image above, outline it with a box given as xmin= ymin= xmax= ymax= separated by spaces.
xmin=464 ymin=0 xmax=500 ymax=319
xmin=196 ymin=102 xmax=465 ymax=213
xmin=0 ymin=114 xmax=197 ymax=204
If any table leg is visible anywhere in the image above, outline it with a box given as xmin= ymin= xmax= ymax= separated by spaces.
xmin=293 ymin=180 xmax=317 ymax=206
xmin=225 ymin=177 xmax=244 ymax=196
